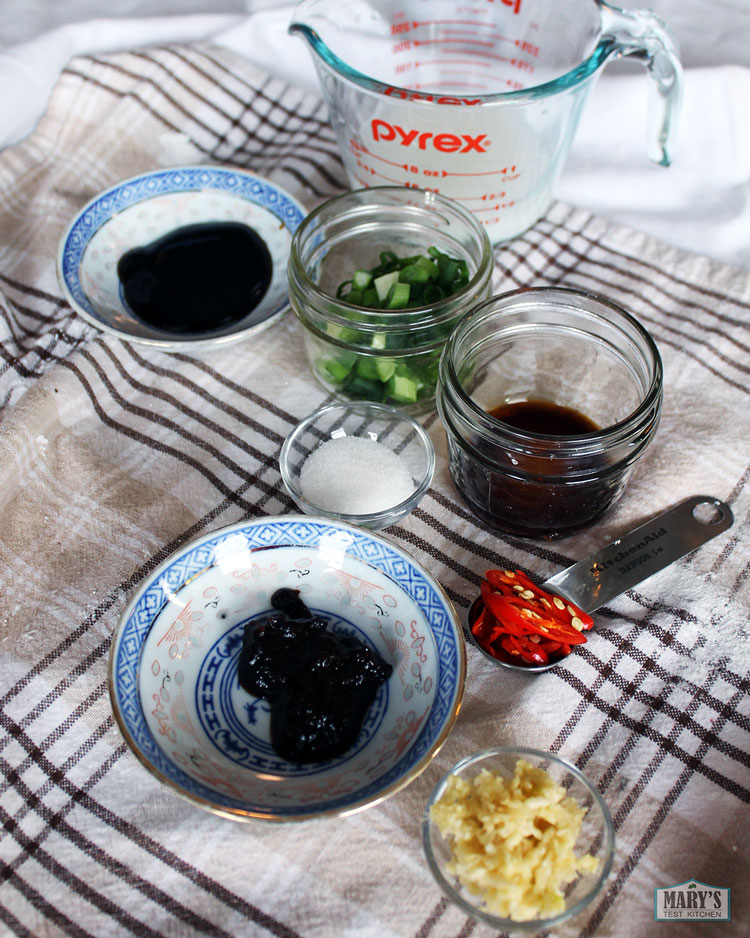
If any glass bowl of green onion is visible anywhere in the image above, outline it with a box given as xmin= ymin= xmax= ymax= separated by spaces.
xmin=287 ymin=187 xmax=493 ymax=413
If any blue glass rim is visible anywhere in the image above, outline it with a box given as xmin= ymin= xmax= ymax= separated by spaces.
xmin=289 ymin=24 xmax=616 ymax=105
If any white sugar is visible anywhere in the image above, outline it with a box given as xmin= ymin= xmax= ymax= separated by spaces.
xmin=299 ymin=435 xmax=415 ymax=515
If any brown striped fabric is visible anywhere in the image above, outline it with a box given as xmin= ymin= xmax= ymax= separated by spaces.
xmin=1 ymin=40 xmax=749 ymax=938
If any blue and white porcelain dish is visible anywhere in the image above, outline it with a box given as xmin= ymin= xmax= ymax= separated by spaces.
xmin=108 ymin=515 xmax=466 ymax=821
xmin=56 ymin=166 xmax=306 ymax=349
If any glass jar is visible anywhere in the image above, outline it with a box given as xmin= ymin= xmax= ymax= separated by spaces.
xmin=287 ymin=187 xmax=493 ymax=413
xmin=436 ymin=288 xmax=663 ymax=539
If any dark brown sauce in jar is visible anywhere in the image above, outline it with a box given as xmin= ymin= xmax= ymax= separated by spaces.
xmin=488 ymin=400 xmax=600 ymax=436
xmin=117 ymin=221 xmax=272 ymax=334
xmin=445 ymin=398 xmax=624 ymax=540
xmin=437 ymin=287 xmax=663 ymax=540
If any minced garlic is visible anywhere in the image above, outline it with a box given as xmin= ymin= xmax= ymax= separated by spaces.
xmin=430 ymin=759 xmax=599 ymax=922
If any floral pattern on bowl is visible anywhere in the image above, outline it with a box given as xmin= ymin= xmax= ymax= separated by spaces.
xmin=109 ymin=516 xmax=466 ymax=820
xmin=57 ymin=166 xmax=306 ymax=349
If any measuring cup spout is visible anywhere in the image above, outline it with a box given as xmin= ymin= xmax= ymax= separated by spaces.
xmin=287 ymin=0 xmax=683 ymax=244
xmin=599 ymin=2 xmax=683 ymax=166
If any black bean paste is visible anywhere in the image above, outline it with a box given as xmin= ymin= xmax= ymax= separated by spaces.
xmin=237 ymin=588 xmax=392 ymax=764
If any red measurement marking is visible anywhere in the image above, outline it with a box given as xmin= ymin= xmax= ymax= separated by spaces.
xmin=476 ymin=201 xmax=516 ymax=213
xmin=442 ymin=166 xmax=510 ymax=177
xmin=355 ymin=158 xmax=377 ymax=177
xmin=445 ymin=193 xmax=498 ymax=201
xmin=412 ymin=21 xmax=523 ymax=47
xmin=413 ymin=37 xmax=496 ymax=49
xmin=412 ymin=46 xmax=518 ymax=68
xmin=357 ymin=160 xmax=410 ymax=186
xmin=515 ymin=39 xmax=539 ymax=56
xmin=411 ymin=19 xmax=514 ymax=41
xmin=353 ymin=138 xmax=424 ymax=171
xmin=367 ymin=149 xmax=409 ymax=169
xmin=412 ymin=58 xmax=492 ymax=69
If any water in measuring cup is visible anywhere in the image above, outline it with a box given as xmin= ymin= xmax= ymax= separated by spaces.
xmin=342 ymin=103 xmax=554 ymax=243
xmin=315 ymin=0 xmax=599 ymax=241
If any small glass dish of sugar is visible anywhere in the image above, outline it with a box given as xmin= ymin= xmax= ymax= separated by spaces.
xmin=279 ymin=402 xmax=435 ymax=529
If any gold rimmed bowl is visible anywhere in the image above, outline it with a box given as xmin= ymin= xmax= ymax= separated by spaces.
xmin=109 ymin=516 xmax=466 ymax=821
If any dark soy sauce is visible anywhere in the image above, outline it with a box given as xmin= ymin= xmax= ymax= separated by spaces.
xmin=117 ymin=221 xmax=273 ymax=334
xmin=449 ymin=398 xmax=612 ymax=539
xmin=488 ymin=399 xmax=600 ymax=435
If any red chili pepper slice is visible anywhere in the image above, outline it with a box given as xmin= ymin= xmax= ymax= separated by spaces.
xmin=538 ymin=639 xmax=562 ymax=655
xmin=482 ymin=585 xmax=586 ymax=646
xmin=499 ymin=634 xmax=549 ymax=666
xmin=470 ymin=607 xmax=497 ymax=645
xmin=485 ymin=569 xmax=593 ymax=631
xmin=480 ymin=581 xmax=533 ymax=637
xmin=471 ymin=568 xmax=595 ymax=667
xmin=484 ymin=569 xmax=522 ymax=596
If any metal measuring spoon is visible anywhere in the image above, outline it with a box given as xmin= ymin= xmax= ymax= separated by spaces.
xmin=468 ymin=495 xmax=734 ymax=673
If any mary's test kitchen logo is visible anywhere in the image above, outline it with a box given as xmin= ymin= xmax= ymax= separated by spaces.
xmin=655 ymin=879 xmax=730 ymax=921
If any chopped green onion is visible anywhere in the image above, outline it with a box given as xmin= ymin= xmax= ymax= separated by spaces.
xmin=362 ymin=287 xmax=379 ymax=307
xmin=398 ymin=263 xmax=431 ymax=285
xmin=385 ymin=282 xmax=411 ymax=309
xmin=374 ymin=271 xmax=400 ymax=302
xmin=422 ymin=283 xmax=445 ymax=303
xmin=352 ymin=269 xmax=373 ymax=290
xmin=335 ymin=247 xmax=470 ymax=311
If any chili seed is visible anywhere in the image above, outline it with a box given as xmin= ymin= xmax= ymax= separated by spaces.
xmin=571 ymin=616 xmax=584 ymax=631
xmin=520 ymin=589 xmax=535 ymax=600
xmin=529 ymin=635 xmax=541 ymax=644
xmin=513 ymin=584 xmax=524 ymax=592
xmin=553 ymin=597 xmax=565 ymax=610
xmin=540 ymin=598 xmax=551 ymax=608
xmin=504 ymin=570 xmax=516 ymax=577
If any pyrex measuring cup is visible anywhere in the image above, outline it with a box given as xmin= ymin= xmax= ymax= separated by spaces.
xmin=289 ymin=0 xmax=682 ymax=243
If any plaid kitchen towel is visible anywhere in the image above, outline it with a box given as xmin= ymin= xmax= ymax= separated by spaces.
xmin=0 ymin=40 xmax=748 ymax=938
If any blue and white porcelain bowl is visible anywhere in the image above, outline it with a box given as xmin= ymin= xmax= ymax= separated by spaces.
xmin=109 ymin=516 xmax=466 ymax=821
xmin=57 ymin=166 xmax=306 ymax=349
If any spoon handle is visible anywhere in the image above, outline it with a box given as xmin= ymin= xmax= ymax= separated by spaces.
xmin=542 ymin=496 xmax=734 ymax=614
